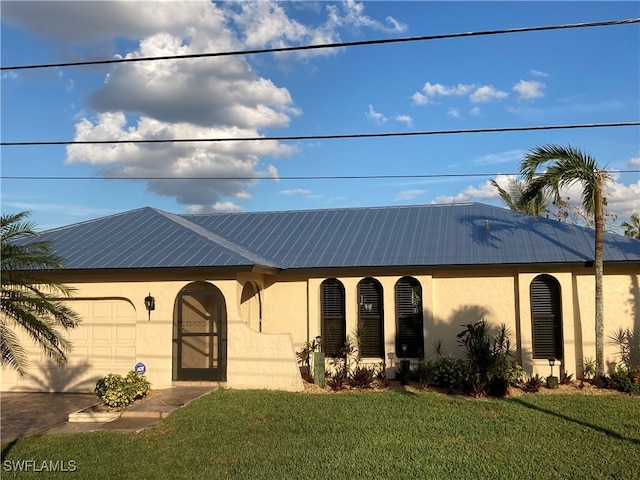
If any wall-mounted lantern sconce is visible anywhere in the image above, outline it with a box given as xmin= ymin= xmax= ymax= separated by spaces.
xmin=144 ymin=293 xmax=155 ymax=321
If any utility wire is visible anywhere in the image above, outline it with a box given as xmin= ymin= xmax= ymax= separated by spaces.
xmin=3 ymin=171 xmax=638 ymax=181
xmin=2 ymin=18 xmax=638 ymax=71
xmin=2 ymin=122 xmax=638 ymax=147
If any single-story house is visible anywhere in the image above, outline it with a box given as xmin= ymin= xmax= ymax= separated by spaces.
xmin=2 ymin=202 xmax=639 ymax=393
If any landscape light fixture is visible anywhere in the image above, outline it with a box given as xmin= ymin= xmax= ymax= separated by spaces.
xmin=401 ymin=343 xmax=408 ymax=359
xmin=144 ymin=293 xmax=155 ymax=320
xmin=548 ymin=358 xmax=556 ymax=377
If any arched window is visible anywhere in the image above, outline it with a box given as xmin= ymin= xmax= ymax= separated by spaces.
xmin=358 ymin=278 xmax=384 ymax=358
xmin=395 ymin=277 xmax=424 ymax=358
xmin=530 ymin=274 xmax=563 ymax=360
xmin=321 ymin=279 xmax=346 ymax=357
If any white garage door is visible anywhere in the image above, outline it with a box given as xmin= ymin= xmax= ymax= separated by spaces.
xmin=1 ymin=299 xmax=137 ymax=393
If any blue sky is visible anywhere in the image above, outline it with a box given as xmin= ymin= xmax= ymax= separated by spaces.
xmin=1 ymin=1 xmax=639 ymax=231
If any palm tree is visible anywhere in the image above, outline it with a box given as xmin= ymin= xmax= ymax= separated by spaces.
xmin=621 ymin=213 xmax=640 ymax=239
xmin=1 ymin=212 xmax=80 ymax=375
xmin=491 ymin=177 xmax=550 ymax=216
xmin=520 ymin=144 xmax=611 ymax=377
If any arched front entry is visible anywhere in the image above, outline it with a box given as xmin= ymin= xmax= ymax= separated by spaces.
xmin=173 ymin=282 xmax=227 ymax=381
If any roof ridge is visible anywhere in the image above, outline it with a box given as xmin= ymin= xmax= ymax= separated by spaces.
xmin=181 ymin=202 xmax=482 ymax=219
xmin=156 ymin=210 xmax=280 ymax=268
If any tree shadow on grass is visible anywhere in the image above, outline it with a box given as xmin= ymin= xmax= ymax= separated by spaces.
xmin=507 ymin=397 xmax=640 ymax=446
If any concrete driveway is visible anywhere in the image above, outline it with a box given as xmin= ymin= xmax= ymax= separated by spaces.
xmin=1 ymin=392 xmax=97 ymax=446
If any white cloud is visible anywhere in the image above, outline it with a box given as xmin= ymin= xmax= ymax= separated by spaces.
xmin=628 ymin=156 xmax=640 ymax=167
xmin=412 ymin=82 xmax=474 ymax=105
xmin=447 ymin=109 xmax=460 ymax=118
xmin=469 ymin=107 xmax=481 ymax=116
xmin=470 ymin=85 xmax=508 ymax=103
xmin=66 ymin=112 xmax=292 ymax=211
xmin=213 ymin=201 xmax=243 ymax=212
xmin=434 ymin=174 xmax=640 ymax=223
xmin=1 ymin=71 xmax=18 ymax=80
xmin=531 ymin=70 xmax=549 ymax=77
xmin=325 ymin=0 xmax=407 ymax=33
xmin=394 ymin=189 xmax=425 ymax=201
xmin=473 ymin=149 xmax=525 ymax=166
xmin=513 ymin=80 xmax=545 ymax=100
xmin=433 ymin=176 xmax=509 ymax=204
xmin=411 ymin=92 xmax=428 ymax=106
xmin=6 ymin=1 xmax=405 ymax=212
xmin=365 ymin=105 xmax=387 ymax=125
xmin=395 ymin=114 xmax=413 ymax=127
xmin=604 ymin=179 xmax=640 ymax=222
xmin=266 ymin=164 xmax=280 ymax=182
xmin=281 ymin=188 xmax=312 ymax=196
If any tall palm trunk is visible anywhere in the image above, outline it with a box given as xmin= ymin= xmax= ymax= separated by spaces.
xmin=594 ymin=171 xmax=605 ymax=377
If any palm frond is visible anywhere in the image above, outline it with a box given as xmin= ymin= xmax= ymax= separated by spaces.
xmin=1 ymin=212 xmax=80 ymax=373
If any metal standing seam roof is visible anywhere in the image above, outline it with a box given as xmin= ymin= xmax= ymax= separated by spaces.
xmin=29 ymin=203 xmax=640 ymax=271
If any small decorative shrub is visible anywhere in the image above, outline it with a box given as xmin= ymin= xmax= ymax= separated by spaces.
xmin=457 ymin=320 xmax=522 ymax=397
xmin=349 ymin=364 xmax=376 ymax=389
xmin=429 ymin=357 xmax=464 ymax=393
xmin=607 ymin=365 xmax=640 ymax=394
xmin=376 ymin=362 xmax=389 ymax=388
xmin=326 ymin=368 xmax=348 ymax=391
xmin=411 ymin=360 xmax=430 ymax=388
xmin=95 ymin=371 xmax=151 ymax=407
xmin=582 ymin=357 xmax=596 ymax=380
xmin=560 ymin=371 xmax=574 ymax=385
xmin=522 ymin=374 xmax=544 ymax=393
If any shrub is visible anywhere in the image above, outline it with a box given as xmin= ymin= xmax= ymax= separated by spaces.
xmin=457 ymin=320 xmax=522 ymax=397
xmin=95 ymin=371 xmax=151 ymax=407
xmin=348 ymin=364 xmax=376 ymax=389
xmin=522 ymin=374 xmax=544 ymax=393
xmin=429 ymin=357 xmax=464 ymax=393
xmin=582 ymin=357 xmax=596 ymax=380
xmin=560 ymin=371 xmax=574 ymax=385
xmin=326 ymin=368 xmax=348 ymax=391
xmin=376 ymin=362 xmax=389 ymax=388
xmin=607 ymin=365 xmax=640 ymax=394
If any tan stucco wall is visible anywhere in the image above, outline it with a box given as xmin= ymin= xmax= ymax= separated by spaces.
xmin=2 ymin=266 xmax=637 ymax=392
xmin=2 ymin=276 xmax=303 ymax=393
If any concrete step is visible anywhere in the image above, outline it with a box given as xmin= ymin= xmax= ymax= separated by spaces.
xmin=171 ymin=381 xmax=226 ymax=388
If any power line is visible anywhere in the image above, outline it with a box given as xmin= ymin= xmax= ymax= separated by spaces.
xmin=2 ymin=122 xmax=638 ymax=147
xmin=2 ymin=18 xmax=638 ymax=71
xmin=3 ymin=171 xmax=638 ymax=181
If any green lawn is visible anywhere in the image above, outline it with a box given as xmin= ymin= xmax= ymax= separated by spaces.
xmin=2 ymin=389 xmax=639 ymax=479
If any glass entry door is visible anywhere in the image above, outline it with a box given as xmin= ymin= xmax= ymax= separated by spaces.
xmin=174 ymin=283 xmax=227 ymax=381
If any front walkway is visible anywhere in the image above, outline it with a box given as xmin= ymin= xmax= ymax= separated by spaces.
xmin=1 ymin=386 xmax=215 ymax=446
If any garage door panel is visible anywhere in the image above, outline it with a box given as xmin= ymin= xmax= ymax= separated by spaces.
xmin=2 ymin=298 xmax=137 ymax=392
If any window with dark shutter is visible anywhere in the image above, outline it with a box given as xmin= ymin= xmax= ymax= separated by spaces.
xmin=321 ymin=279 xmax=346 ymax=357
xmin=358 ymin=278 xmax=384 ymax=358
xmin=530 ymin=274 xmax=562 ymax=359
xmin=396 ymin=277 xmax=424 ymax=358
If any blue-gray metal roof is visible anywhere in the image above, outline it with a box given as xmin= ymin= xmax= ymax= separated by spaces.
xmin=31 ymin=203 xmax=640 ymax=271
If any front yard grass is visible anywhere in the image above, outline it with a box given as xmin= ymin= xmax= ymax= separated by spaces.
xmin=2 ymin=389 xmax=639 ymax=479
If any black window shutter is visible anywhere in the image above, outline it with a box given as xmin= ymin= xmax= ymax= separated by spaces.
xmin=358 ymin=279 xmax=384 ymax=358
xmin=321 ymin=280 xmax=346 ymax=357
xmin=396 ymin=278 xmax=424 ymax=358
xmin=531 ymin=275 xmax=562 ymax=359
